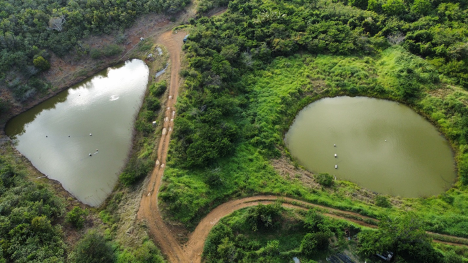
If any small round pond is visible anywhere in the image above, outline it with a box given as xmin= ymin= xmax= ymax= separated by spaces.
xmin=284 ymin=96 xmax=456 ymax=197
xmin=5 ymin=59 xmax=149 ymax=206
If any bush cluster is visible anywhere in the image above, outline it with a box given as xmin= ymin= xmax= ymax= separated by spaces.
xmin=0 ymin=156 xmax=66 ymax=262
xmin=90 ymin=44 xmax=123 ymax=59
xmin=65 ymin=206 xmax=88 ymax=229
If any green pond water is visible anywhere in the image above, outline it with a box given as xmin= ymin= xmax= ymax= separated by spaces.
xmin=5 ymin=59 xmax=149 ymax=206
xmin=284 ymin=96 xmax=456 ymax=197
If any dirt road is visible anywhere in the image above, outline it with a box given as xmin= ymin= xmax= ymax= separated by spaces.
xmin=137 ymin=30 xmax=189 ymax=263
xmin=137 ymin=26 xmax=468 ymax=263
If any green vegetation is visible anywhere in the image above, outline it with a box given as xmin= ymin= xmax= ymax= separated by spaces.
xmin=197 ymin=0 xmax=230 ymax=14
xmin=0 ymin=152 xmax=66 ymax=262
xmin=375 ymin=195 xmax=392 ymax=208
xmin=158 ymin=2 xmax=468 ymax=261
xmin=203 ymin=205 xmax=341 ymax=262
xmin=358 ymin=214 xmax=444 ymax=262
xmin=315 ymin=173 xmax=334 ymax=187
xmin=119 ymin=74 xmax=167 ymax=185
xmin=119 ymin=45 xmax=169 ymax=187
xmin=116 ymin=240 xmax=165 ymax=263
xmin=90 ymin=44 xmax=124 ymax=60
xmin=150 ymin=80 xmax=168 ymax=97
xmin=1 ymin=132 xmax=167 ymax=262
xmin=4 ymin=0 xmax=468 ymax=261
xmin=72 ymin=231 xmax=115 ymax=263
xmin=204 ymin=205 xmax=465 ymax=262
xmin=65 ymin=206 xmax=88 ymax=229
xmin=32 ymin=56 xmax=51 ymax=71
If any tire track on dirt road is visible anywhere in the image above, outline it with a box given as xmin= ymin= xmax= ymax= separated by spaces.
xmin=137 ymin=30 xmax=189 ymax=263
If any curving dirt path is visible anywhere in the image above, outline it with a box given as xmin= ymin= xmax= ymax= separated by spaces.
xmin=183 ymin=195 xmax=377 ymax=262
xmin=138 ymin=28 xmax=468 ymax=263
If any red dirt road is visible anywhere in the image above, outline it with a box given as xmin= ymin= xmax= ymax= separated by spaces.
xmin=137 ymin=30 xmax=188 ymax=263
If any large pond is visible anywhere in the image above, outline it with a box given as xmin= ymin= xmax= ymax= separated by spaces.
xmin=5 ymin=59 xmax=149 ymax=206
xmin=284 ymin=96 xmax=456 ymax=197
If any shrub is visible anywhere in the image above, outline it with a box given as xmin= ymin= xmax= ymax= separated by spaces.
xmin=90 ymin=49 xmax=103 ymax=59
xmin=135 ymin=119 xmax=153 ymax=135
xmin=102 ymin=44 xmax=123 ymax=57
xmin=90 ymin=44 xmax=123 ymax=59
xmin=119 ymin=172 xmax=136 ymax=186
xmin=358 ymin=214 xmax=443 ymax=262
xmin=120 ymin=158 xmax=152 ymax=186
xmin=303 ymin=210 xmax=325 ymax=232
xmin=146 ymin=97 xmax=161 ymax=112
xmin=375 ymin=195 xmax=392 ymax=208
xmin=117 ymin=241 xmax=165 ymax=263
xmin=444 ymin=250 xmax=463 ymax=263
xmin=315 ymin=173 xmax=334 ymax=187
xmin=0 ymin=98 xmax=9 ymax=115
xmin=33 ymin=56 xmax=50 ymax=71
xmin=65 ymin=206 xmax=88 ymax=229
xmin=301 ymin=233 xmax=317 ymax=256
xmin=73 ymin=231 xmax=115 ymax=263
xmin=138 ymin=39 xmax=153 ymax=52
xmin=246 ymin=203 xmax=282 ymax=231
xmin=150 ymin=80 xmax=167 ymax=97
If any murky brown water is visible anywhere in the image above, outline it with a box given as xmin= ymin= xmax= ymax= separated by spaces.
xmin=284 ymin=97 xmax=456 ymax=197
xmin=5 ymin=59 xmax=149 ymax=206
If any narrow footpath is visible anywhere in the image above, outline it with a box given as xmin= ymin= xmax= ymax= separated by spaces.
xmin=137 ymin=30 xmax=468 ymax=263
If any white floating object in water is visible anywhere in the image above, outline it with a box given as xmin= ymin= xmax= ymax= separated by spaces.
xmin=334 ymin=154 xmax=337 ymax=158
xmin=89 ymin=133 xmax=92 ymax=136
xmin=334 ymin=144 xmax=336 ymax=147
xmin=385 ymin=140 xmax=387 ymax=142
xmin=335 ymin=165 xmax=338 ymax=169
xmin=89 ymin=153 xmax=92 ymax=156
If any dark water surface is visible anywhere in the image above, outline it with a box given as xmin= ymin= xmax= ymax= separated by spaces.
xmin=284 ymin=96 xmax=456 ymax=197
xmin=6 ymin=59 xmax=149 ymax=206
